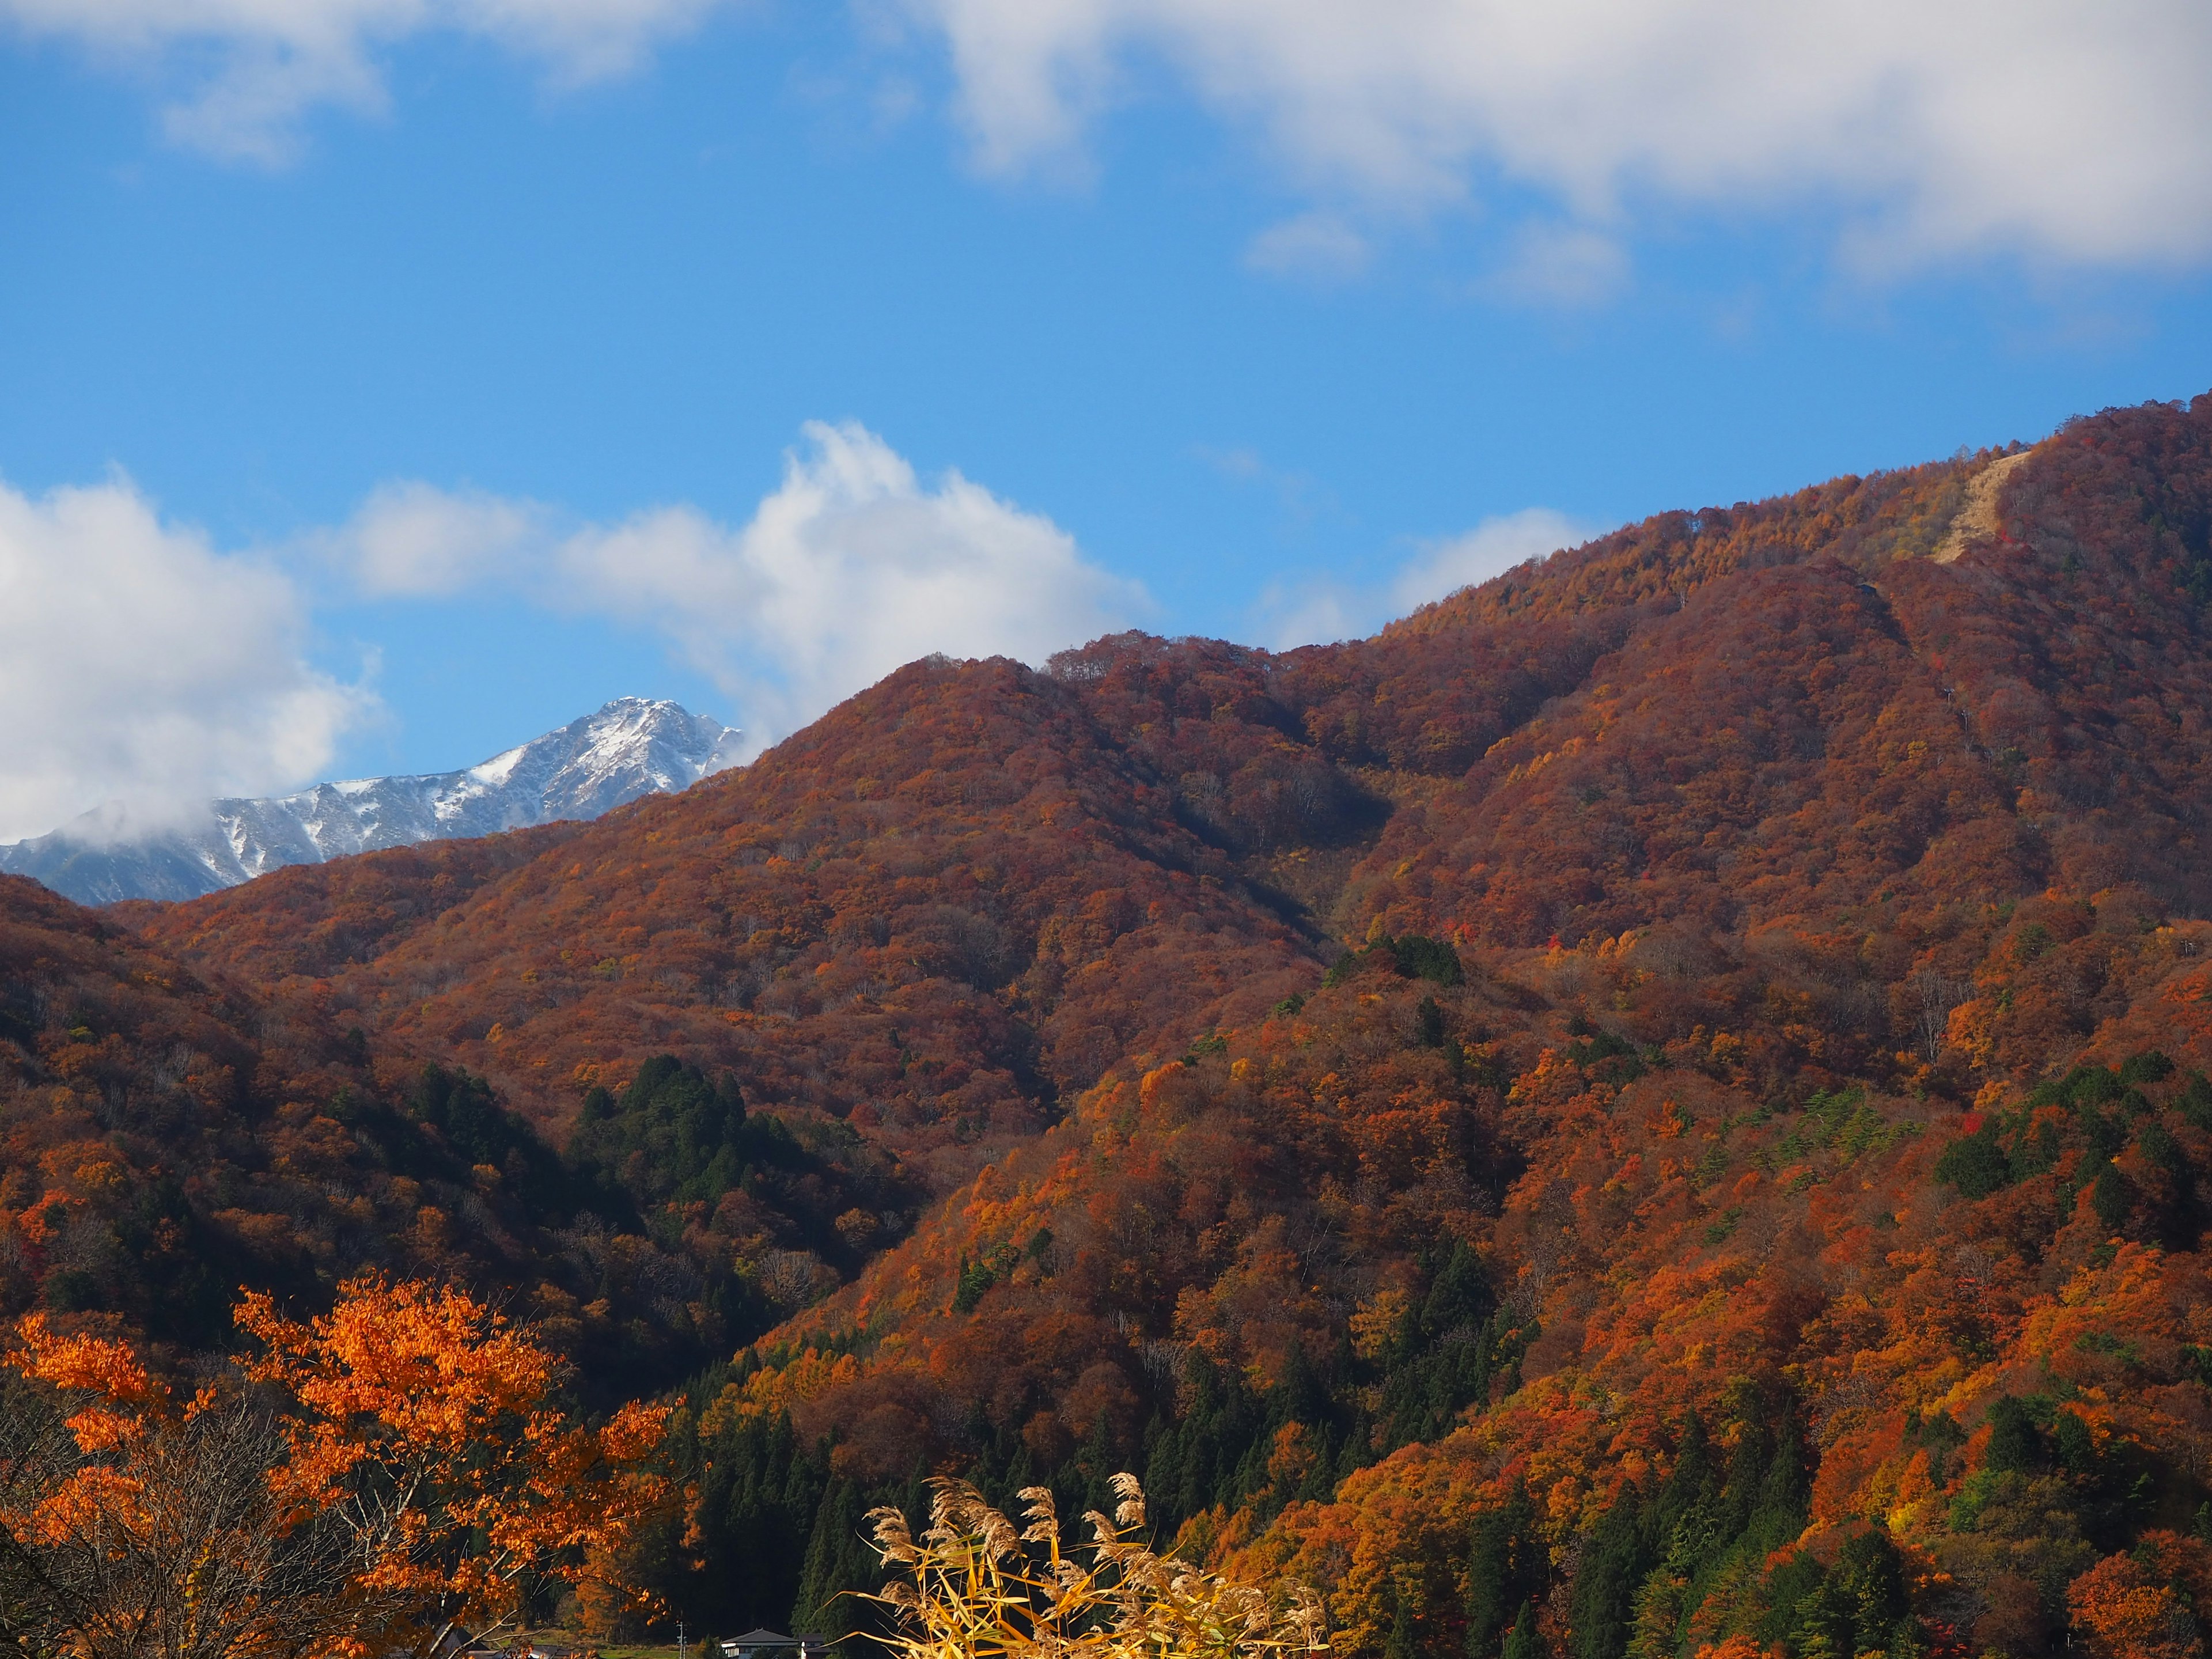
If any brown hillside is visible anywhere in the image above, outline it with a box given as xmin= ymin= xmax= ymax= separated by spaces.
xmin=137 ymin=656 xmax=1334 ymax=1187
xmin=109 ymin=820 xmax=584 ymax=985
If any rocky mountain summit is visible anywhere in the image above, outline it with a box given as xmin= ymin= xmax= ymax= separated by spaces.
xmin=0 ymin=696 xmax=741 ymax=903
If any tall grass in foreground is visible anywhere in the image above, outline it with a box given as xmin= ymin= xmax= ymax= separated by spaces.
xmin=865 ymin=1475 xmax=1327 ymax=1659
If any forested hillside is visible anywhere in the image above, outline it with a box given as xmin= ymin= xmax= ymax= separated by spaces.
xmin=18 ymin=392 xmax=2212 ymax=1659
xmin=0 ymin=868 xmax=906 ymax=1397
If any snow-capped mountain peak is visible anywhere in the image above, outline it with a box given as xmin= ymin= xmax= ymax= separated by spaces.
xmin=0 ymin=698 xmax=743 ymax=905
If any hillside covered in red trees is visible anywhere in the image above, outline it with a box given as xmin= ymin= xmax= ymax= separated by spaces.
xmin=15 ymin=392 xmax=2212 ymax=1659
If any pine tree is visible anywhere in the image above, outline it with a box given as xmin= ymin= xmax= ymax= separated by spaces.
xmin=791 ymin=1478 xmax=876 ymax=1648
xmin=1569 ymin=1493 xmax=1649 ymax=1659
xmin=1502 ymin=1601 xmax=1543 ymax=1659
xmin=1652 ymin=1417 xmax=1718 ymax=1574
xmin=1467 ymin=1483 xmax=1539 ymax=1659
xmin=1387 ymin=1588 xmax=1421 ymax=1659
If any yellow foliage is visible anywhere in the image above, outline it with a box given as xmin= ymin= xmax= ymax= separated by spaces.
xmin=702 ymin=1347 xmax=863 ymax=1431
xmin=1347 ymin=1290 xmax=1410 ymax=1362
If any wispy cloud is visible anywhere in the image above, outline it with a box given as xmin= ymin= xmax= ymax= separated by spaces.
xmin=1244 ymin=211 xmax=1372 ymax=283
xmin=1191 ymin=441 xmax=1336 ymax=533
xmin=0 ymin=0 xmax=736 ymax=162
xmin=25 ymin=0 xmax=2212 ymax=285
xmin=1484 ymin=224 xmax=1631 ymax=309
xmin=1260 ymin=506 xmax=1593 ymax=650
xmin=1252 ymin=577 xmax=1362 ymax=652
xmin=1391 ymin=507 xmax=1591 ymax=613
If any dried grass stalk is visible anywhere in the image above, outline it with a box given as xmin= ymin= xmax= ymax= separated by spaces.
xmin=862 ymin=1474 xmax=1327 ymax=1659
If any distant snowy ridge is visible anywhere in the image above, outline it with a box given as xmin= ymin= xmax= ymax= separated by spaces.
xmin=0 ymin=698 xmax=743 ymax=905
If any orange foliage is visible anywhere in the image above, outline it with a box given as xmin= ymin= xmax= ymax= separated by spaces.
xmin=0 ymin=1275 xmax=671 ymax=1657
xmin=236 ymin=1274 xmax=671 ymax=1623
xmin=2066 ymin=1542 xmax=2209 ymax=1659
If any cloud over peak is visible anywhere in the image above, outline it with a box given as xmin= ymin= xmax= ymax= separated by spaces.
xmin=556 ymin=421 xmax=1147 ymax=749
xmin=0 ymin=423 xmax=1134 ymax=845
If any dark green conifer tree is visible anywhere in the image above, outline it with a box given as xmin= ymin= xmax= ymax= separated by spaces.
xmin=1569 ymin=1491 xmax=1649 ymax=1659
xmin=1465 ymin=1484 xmax=1541 ymax=1659
xmin=1501 ymin=1601 xmax=1543 ymax=1659
xmin=792 ymin=1478 xmax=876 ymax=1649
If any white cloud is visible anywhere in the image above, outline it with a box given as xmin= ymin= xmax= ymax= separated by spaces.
xmin=343 ymin=421 xmax=1146 ymax=753
xmin=558 ymin=421 xmax=1145 ymax=748
xmin=0 ymin=0 xmax=731 ymax=161
xmin=29 ymin=1 xmax=2211 ymax=276
xmin=1191 ymin=441 xmax=1332 ymax=530
xmin=1391 ymin=507 xmax=1588 ymax=613
xmin=0 ymin=476 xmax=368 ymax=843
xmin=908 ymin=0 xmax=2212 ymax=270
xmin=1253 ymin=578 xmax=1361 ymax=652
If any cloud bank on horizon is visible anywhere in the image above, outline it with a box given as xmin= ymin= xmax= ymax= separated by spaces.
xmin=0 ymin=416 xmax=1588 ymax=843
xmin=10 ymin=0 xmax=2211 ymax=274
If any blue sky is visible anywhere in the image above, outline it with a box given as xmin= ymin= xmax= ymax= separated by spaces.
xmin=2 ymin=1 xmax=2211 ymax=838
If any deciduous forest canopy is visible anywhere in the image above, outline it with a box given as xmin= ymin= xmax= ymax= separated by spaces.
xmin=13 ymin=394 xmax=2212 ymax=1659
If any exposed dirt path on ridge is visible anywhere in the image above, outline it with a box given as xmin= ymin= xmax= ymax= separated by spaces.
xmin=1933 ymin=448 xmax=2034 ymax=563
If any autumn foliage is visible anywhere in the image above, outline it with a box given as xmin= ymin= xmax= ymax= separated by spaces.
xmin=14 ymin=393 xmax=2212 ymax=1659
xmin=0 ymin=1275 xmax=670 ymax=1658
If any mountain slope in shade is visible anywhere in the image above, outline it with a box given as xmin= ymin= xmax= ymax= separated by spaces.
xmin=0 ymin=697 xmax=743 ymax=905
xmin=0 ymin=866 xmax=899 ymax=1394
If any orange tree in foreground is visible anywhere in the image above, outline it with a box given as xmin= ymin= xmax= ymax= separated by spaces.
xmin=0 ymin=1275 xmax=671 ymax=1659
xmin=865 ymin=1474 xmax=1327 ymax=1659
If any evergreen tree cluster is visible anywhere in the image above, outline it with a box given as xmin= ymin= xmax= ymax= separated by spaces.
xmin=1325 ymin=934 xmax=1466 ymax=991
xmin=399 ymin=1063 xmax=613 ymax=1222
xmin=637 ymin=1241 xmax=1533 ymax=1649
xmin=1933 ymin=1051 xmax=2205 ymax=1245
xmin=570 ymin=1055 xmax=816 ymax=1218
xmin=1555 ymin=1402 xmax=1817 ymax=1659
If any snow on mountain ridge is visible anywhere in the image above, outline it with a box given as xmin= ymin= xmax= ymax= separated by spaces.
xmin=0 ymin=698 xmax=742 ymax=905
